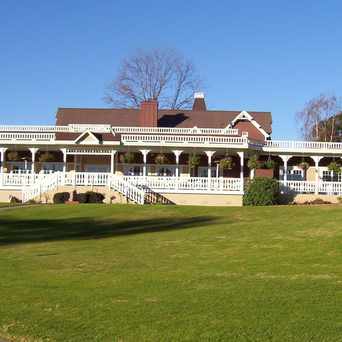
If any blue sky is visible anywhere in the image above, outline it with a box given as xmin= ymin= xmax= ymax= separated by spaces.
xmin=1 ymin=0 xmax=341 ymax=139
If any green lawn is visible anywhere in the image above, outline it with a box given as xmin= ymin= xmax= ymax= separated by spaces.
xmin=1 ymin=204 xmax=342 ymax=341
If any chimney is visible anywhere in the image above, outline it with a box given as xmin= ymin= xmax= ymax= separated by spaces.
xmin=192 ymin=92 xmax=207 ymax=111
xmin=139 ymin=99 xmax=158 ymax=127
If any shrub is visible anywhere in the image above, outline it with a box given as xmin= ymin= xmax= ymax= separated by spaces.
xmin=328 ymin=161 xmax=341 ymax=174
xmin=85 ymin=191 xmax=105 ymax=203
xmin=76 ymin=193 xmax=88 ymax=204
xmin=121 ymin=152 xmax=135 ymax=164
xmin=9 ymin=196 xmax=21 ymax=204
xmin=299 ymin=161 xmax=310 ymax=171
xmin=155 ymin=153 xmax=169 ymax=164
xmin=188 ymin=154 xmax=200 ymax=169
xmin=219 ymin=156 xmax=234 ymax=170
xmin=53 ymin=192 xmax=70 ymax=204
xmin=243 ymin=177 xmax=280 ymax=206
xmin=247 ymin=155 xmax=259 ymax=170
xmin=263 ymin=159 xmax=276 ymax=169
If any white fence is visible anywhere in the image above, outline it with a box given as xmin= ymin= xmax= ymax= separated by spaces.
xmin=112 ymin=126 xmax=239 ymax=136
xmin=63 ymin=172 xmax=110 ymax=186
xmin=0 ymin=132 xmax=55 ymax=141
xmin=265 ymin=140 xmax=342 ymax=152
xmin=121 ymin=134 xmax=248 ymax=146
xmin=22 ymin=172 xmax=62 ymax=203
xmin=0 ymin=173 xmax=46 ymax=187
xmin=109 ymin=176 xmax=145 ymax=204
xmin=123 ymin=176 xmax=242 ymax=193
xmin=280 ymin=180 xmax=342 ymax=195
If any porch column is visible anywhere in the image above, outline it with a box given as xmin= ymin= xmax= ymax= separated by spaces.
xmin=279 ymin=155 xmax=291 ymax=186
xmin=205 ymin=151 xmax=215 ymax=190
xmin=60 ymin=148 xmax=67 ymax=173
xmin=110 ymin=150 xmax=117 ymax=174
xmin=140 ymin=150 xmax=150 ymax=177
xmin=29 ymin=148 xmax=38 ymax=174
xmin=313 ymin=156 xmax=323 ymax=195
xmin=172 ymin=150 xmax=183 ymax=178
xmin=0 ymin=147 xmax=7 ymax=173
xmin=237 ymin=152 xmax=244 ymax=194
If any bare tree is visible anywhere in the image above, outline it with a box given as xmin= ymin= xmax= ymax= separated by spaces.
xmin=104 ymin=49 xmax=202 ymax=109
xmin=296 ymin=94 xmax=341 ymax=141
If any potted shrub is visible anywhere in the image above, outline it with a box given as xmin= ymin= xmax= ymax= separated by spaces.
xmin=328 ymin=161 xmax=341 ymax=174
xmin=253 ymin=158 xmax=275 ymax=178
xmin=247 ymin=155 xmax=259 ymax=170
xmin=299 ymin=161 xmax=310 ymax=171
xmin=121 ymin=152 xmax=135 ymax=164
xmin=155 ymin=153 xmax=169 ymax=165
xmin=219 ymin=156 xmax=234 ymax=170
xmin=7 ymin=151 xmax=19 ymax=161
xmin=38 ymin=152 xmax=54 ymax=163
xmin=188 ymin=154 xmax=200 ymax=176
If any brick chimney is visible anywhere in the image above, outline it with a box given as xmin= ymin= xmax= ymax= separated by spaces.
xmin=192 ymin=92 xmax=207 ymax=111
xmin=139 ymin=99 xmax=158 ymax=127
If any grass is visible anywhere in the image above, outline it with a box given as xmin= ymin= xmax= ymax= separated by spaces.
xmin=1 ymin=204 xmax=342 ymax=341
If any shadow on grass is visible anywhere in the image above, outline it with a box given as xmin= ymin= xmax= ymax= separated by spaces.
xmin=0 ymin=215 xmax=218 ymax=246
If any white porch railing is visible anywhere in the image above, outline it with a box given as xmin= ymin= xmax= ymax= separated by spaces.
xmin=280 ymin=180 xmax=342 ymax=195
xmin=121 ymin=134 xmax=248 ymax=146
xmin=0 ymin=173 xmax=46 ymax=187
xmin=0 ymin=132 xmax=55 ymax=141
xmin=264 ymin=140 xmax=342 ymax=152
xmin=123 ymin=176 xmax=242 ymax=193
xmin=63 ymin=172 xmax=110 ymax=186
xmin=280 ymin=181 xmax=316 ymax=194
xmin=112 ymin=126 xmax=239 ymax=135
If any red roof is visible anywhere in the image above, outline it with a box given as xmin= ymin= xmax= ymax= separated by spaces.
xmin=56 ymin=108 xmax=272 ymax=134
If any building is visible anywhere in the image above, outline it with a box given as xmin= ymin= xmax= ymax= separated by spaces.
xmin=0 ymin=93 xmax=341 ymax=205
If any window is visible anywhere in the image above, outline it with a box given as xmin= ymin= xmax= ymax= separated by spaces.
xmin=287 ymin=168 xmax=304 ymax=181
xmin=322 ymin=170 xmax=341 ymax=182
xmin=198 ymin=167 xmax=218 ymax=177
xmin=156 ymin=166 xmax=175 ymax=176
xmin=124 ymin=165 xmax=142 ymax=176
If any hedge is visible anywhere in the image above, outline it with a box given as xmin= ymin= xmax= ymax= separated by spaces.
xmin=243 ymin=177 xmax=280 ymax=206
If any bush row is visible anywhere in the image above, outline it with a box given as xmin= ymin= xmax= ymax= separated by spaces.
xmin=53 ymin=191 xmax=105 ymax=204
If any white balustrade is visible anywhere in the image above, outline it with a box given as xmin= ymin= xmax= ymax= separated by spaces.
xmin=63 ymin=172 xmax=110 ymax=186
xmin=265 ymin=140 xmax=342 ymax=152
xmin=22 ymin=172 xmax=62 ymax=203
xmin=0 ymin=132 xmax=55 ymax=141
xmin=112 ymin=126 xmax=239 ymax=136
xmin=109 ymin=175 xmax=145 ymax=205
xmin=0 ymin=173 xmax=45 ymax=187
xmin=121 ymin=134 xmax=248 ymax=146
xmin=318 ymin=182 xmax=342 ymax=195
xmin=123 ymin=176 xmax=242 ymax=193
xmin=279 ymin=180 xmax=342 ymax=195
xmin=280 ymin=181 xmax=316 ymax=194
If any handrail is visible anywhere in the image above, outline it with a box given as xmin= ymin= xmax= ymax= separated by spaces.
xmin=22 ymin=172 xmax=61 ymax=202
xmin=109 ymin=175 xmax=145 ymax=204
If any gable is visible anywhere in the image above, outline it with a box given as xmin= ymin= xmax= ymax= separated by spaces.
xmin=74 ymin=130 xmax=101 ymax=145
xmin=229 ymin=111 xmax=270 ymax=139
xmin=232 ymin=121 xmax=266 ymax=141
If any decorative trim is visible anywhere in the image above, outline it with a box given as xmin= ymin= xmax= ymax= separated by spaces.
xmin=228 ymin=111 xmax=269 ymax=139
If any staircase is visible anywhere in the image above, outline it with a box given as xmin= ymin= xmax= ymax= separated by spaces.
xmin=139 ymin=185 xmax=174 ymax=205
xmin=21 ymin=172 xmax=150 ymax=205
xmin=108 ymin=175 xmax=145 ymax=205
xmin=22 ymin=172 xmax=62 ymax=203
